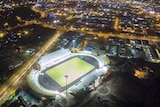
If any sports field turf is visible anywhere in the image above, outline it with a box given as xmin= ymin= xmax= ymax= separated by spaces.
xmin=46 ymin=57 xmax=95 ymax=87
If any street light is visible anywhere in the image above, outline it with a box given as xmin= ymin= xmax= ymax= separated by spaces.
xmin=64 ymin=75 xmax=68 ymax=95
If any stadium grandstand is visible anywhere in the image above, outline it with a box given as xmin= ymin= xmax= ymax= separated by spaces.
xmin=36 ymin=48 xmax=71 ymax=71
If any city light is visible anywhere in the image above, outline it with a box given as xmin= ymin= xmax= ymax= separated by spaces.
xmin=1 ymin=0 xmax=160 ymax=107
xmin=0 ymin=32 xmax=5 ymax=38
xmin=24 ymin=30 xmax=29 ymax=35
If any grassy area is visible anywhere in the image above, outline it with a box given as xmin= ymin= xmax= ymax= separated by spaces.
xmin=46 ymin=57 xmax=95 ymax=87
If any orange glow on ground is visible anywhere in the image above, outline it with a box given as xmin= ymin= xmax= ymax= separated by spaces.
xmin=134 ymin=69 xmax=148 ymax=79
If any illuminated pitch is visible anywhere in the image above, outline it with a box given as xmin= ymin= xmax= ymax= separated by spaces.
xmin=46 ymin=57 xmax=95 ymax=87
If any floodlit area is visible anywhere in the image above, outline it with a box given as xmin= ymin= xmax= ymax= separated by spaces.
xmin=27 ymin=48 xmax=107 ymax=98
xmin=46 ymin=57 xmax=95 ymax=87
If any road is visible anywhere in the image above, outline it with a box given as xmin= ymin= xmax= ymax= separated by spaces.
xmin=31 ymin=6 xmax=47 ymax=18
xmin=0 ymin=30 xmax=64 ymax=105
xmin=70 ymin=28 xmax=160 ymax=42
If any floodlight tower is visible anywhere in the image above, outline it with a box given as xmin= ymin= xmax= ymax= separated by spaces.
xmin=72 ymin=39 xmax=75 ymax=48
xmin=64 ymin=75 xmax=68 ymax=95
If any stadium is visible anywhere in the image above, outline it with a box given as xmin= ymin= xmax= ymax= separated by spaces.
xmin=27 ymin=48 xmax=109 ymax=98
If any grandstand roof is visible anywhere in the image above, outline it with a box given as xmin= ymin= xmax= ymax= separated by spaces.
xmin=37 ymin=48 xmax=71 ymax=69
xmin=70 ymin=66 xmax=109 ymax=94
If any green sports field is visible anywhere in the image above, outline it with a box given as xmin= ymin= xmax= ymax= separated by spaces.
xmin=46 ymin=57 xmax=95 ymax=87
